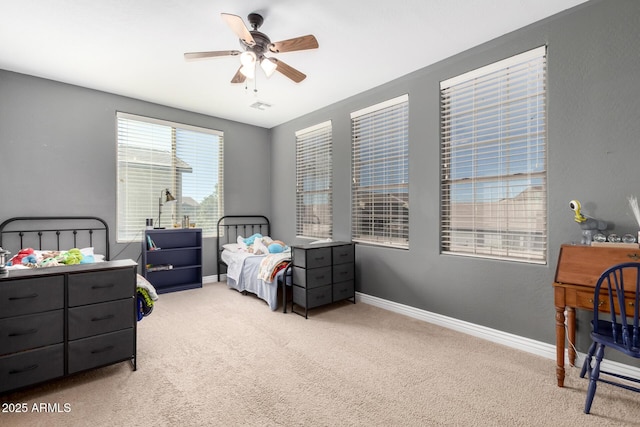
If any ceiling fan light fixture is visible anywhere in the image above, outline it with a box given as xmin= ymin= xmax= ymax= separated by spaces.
xmin=240 ymin=51 xmax=257 ymax=66
xmin=240 ymin=64 xmax=256 ymax=79
xmin=260 ymin=58 xmax=277 ymax=78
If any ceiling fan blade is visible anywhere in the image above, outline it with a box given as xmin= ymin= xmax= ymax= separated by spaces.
xmin=272 ymin=58 xmax=306 ymax=83
xmin=269 ymin=35 xmax=318 ymax=53
xmin=184 ymin=50 xmax=241 ymax=60
xmin=231 ymin=67 xmax=246 ymax=84
xmin=221 ymin=13 xmax=255 ymax=46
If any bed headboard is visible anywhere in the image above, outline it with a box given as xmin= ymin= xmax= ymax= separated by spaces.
xmin=216 ymin=215 xmax=270 ymax=281
xmin=0 ymin=216 xmax=110 ymax=261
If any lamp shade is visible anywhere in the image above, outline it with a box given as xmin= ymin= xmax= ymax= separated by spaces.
xmin=260 ymin=57 xmax=277 ymax=77
xmin=239 ymin=64 xmax=256 ymax=79
xmin=164 ymin=189 xmax=176 ymax=202
xmin=240 ymin=51 xmax=257 ymax=67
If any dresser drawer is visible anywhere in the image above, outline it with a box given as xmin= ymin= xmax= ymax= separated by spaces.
xmin=293 ymin=247 xmax=332 ymax=269
xmin=293 ymin=284 xmax=332 ymax=309
xmin=575 ymin=291 xmax=611 ymax=312
xmin=333 ymin=280 xmax=355 ymax=302
xmin=68 ymin=328 xmax=134 ymax=374
xmin=0 ymin=343 xmax=64 ymax=393
xmin=333 ymin=263 xmax=354 ymax=283
xmin=332 ymin=245 xmax=354 ymax=265
xmin=68 ymin=269 xmax=134 ymax=306
xmin=69 ymin=299 xmax=134 ymax=340
xmin=293 ymin=266 xmax=332 ymax=288
xmin=575 ymin=290 xmax=636 ymax=315
xmin=0 ymin=276 xmax=64 ymax=318
xmin=0 ymin=310 xmax=63 ymax=355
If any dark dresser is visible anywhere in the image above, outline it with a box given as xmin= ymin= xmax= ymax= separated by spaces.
xmin=290 ymin=241 xmax=355 ymax=318
xmin=0 ymin=260 xmax=137 ymax=394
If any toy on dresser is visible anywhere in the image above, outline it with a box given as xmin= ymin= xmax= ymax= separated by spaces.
xmin=569 ymin=199 xmax=607 ymax=245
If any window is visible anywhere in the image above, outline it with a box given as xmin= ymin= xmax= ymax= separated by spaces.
xmin=116 ymin=112 xmax=224 ymax=241
xmin=440 ymin=46 xmax=547 ymax=263
xmin=351 ymin=94 xmax=409 ymax=248
xmin=296 ymin=121 xmax=333 ymax=239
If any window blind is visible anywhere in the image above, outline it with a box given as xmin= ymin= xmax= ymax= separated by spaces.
xmin=351 ymin=94 xmax=409 ymax=248
xmin=116 ymin=112 xmax=224 ymax=242
xmin=295 ymin=120 xmax=333 ymax=239
xmin=440 ymin=46 xmax=547 ymax=263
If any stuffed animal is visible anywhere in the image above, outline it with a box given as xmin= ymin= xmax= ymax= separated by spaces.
xmin=252 ymin=237 xmax=270 ymax=255
xmin=242 ymin=233 xmax=262 ymax=246
xmin=21 ymin=254 xmax=38 ymax=266
xmin=39 ymin=257 xmax=60 ymax=267
xmin=57 ymin=248 xmax=84 ymax=265
xmin=7 ymin=248 xmax=34 ymax=266
xmin=267 ymin=240 xmax=287 ymax=253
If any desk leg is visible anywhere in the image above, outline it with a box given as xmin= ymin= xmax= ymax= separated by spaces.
xmin=566 ymin=307 xmax=576 ymax=366
xmin=555 ymin=305 xmax=566 ymax=387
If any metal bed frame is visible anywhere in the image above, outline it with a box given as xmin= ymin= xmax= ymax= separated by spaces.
xmin=216 ymin=215 xmax=270 ymax=282
xmin=0 ymin=216 xmax=110 ymax=260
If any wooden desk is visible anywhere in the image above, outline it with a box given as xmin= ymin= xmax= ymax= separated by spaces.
xmin=552 ymin=244 xmax=640 ymax=387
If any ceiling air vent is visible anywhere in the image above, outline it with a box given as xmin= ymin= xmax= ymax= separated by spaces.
xmin=249 ymin=101 xmax=272 ymax=110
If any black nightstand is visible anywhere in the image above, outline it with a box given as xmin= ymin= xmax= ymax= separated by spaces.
xmin=290 ymin=241 xmax=355 ymax=318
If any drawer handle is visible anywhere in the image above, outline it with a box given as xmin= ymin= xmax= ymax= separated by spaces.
xmin=9 ymin=328 xmax=38 ymax=337
xmin=314 ymin=257 xmax=325 ymax=261
xmin=588 ymin=298 xmax=605 ymax=307
xmin=338 ymin=271 xmax=348 ymax=276
xmin=628 ymin=253 xmax=640 ymax=261
xmin=315 ymin=275 xmax=325 ymax=280
xmin=9 ymin=364 xmax=38 ymax=375
xmin=9 ymin=293 xmax=38 ymax=301
xmin=91 ymin=345 xmax=115 ymax=354
xmin=91 ymin=314 xmax=115 ymax=322
xmin=92 ymin=283 xmax=115 ymax=290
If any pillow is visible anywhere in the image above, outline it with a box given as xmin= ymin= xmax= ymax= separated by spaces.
xmin=80 ymin=247 xmax=95 ymax=256
xmin=223 ymin=243 xmax=242 ymax=253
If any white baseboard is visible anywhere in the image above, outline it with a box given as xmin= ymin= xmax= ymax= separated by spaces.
xmin=203 ymin=274 xmax=224 ymax=284
xmin=356 ymin=291 xmax=640 ymax=380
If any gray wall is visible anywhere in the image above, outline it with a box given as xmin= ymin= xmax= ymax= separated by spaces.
xmin=0 ymin=70 xmax=271 ymax=275
xmin=1 ymin=0 xmax=639 ymax=362
xmin=270 ymin=0 xmax=640 ymax=354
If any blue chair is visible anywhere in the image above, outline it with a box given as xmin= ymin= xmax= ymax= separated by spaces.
xmin=579 ymin=262 xmax=640 ymax=414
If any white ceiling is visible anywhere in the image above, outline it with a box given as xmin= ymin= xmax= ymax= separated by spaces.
xmin=1 ymin=0 xmax=588 ymax=129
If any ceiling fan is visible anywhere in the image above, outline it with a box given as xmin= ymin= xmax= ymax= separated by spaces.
xmin=184 ymin=13 xmax=319 ymax=84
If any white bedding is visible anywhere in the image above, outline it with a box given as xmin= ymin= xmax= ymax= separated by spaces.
xmin=221 ymin=249 xmax=289 ymax=311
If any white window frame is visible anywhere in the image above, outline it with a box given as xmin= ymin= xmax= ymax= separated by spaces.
xmin=116 ymin=112 xmax=224 ymax=242
xmin=351 ymin=94 xmax=409 ymax=249
xmin=296 ymin=120 xmax=333 ymax=239
xmin=440 ymin=46 xmax=547 ymax=264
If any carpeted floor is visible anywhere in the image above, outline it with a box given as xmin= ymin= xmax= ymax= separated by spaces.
xmin=2 ymin=281 xmax=640 ymax=426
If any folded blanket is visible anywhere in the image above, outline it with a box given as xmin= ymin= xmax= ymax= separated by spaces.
xmin=257 ymin=253 xmax=291 ymax=283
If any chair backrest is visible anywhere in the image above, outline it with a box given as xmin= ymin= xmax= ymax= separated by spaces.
xmin=593 ymin=262 xmax=640 ymax=351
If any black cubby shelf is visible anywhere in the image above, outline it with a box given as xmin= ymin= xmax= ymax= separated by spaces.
xmin=142 ymin=228 xmax=202 ymax=294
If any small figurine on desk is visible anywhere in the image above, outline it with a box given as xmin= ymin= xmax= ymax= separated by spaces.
xmin=569 ymin=199 xmax=607 ymax=245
